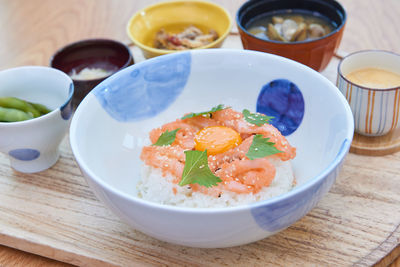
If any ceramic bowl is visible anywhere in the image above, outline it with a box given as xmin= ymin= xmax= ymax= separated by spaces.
xmin=50 ymin=38 xmax=134 ymax=107
xmin=0 ymin=66 xmax=73 ymax=173
xmin=337 ymin=50 xmax=400 ymax=136
xmin=126 ymin=0 xmax=232 ymax=58
xmin=236 ymin=0 xmax=346 ymax=71
xmin=70 ymin=49 xmax=354 ymax=248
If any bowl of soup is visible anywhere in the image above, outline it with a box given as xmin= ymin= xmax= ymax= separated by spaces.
xmin=236 ymin=0 xmax=346 ymax=71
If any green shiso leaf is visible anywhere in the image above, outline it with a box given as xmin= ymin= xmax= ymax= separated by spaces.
xmin=152 ymin=128 xmax=180 ymax=146
xmin=179 ymin=150 xmax=222 ymax=188
xmin=181 ymin=104 xmax=226 ymax=120
xmin=242 ymin=109 xmax=274 ymax=126
xmin=246 ymin=134 xmax=282 ymax=160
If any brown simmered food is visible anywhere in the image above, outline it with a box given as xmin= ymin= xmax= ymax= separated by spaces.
xmin=154 ymin=26 xmax=219 ymax=50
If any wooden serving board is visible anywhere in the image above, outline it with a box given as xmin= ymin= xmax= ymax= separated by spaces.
xmin=0 ymin=35 xmax=399 ymax=267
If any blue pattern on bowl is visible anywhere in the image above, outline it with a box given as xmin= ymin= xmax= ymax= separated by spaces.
xmin=61 ymin=83 xmax=74 ymax=120
xmin=93 ymin=53 xmax=191 ymax=122
xmin=250 ymin=139 xmax=350 ymax=232
xmin=250 ymin=172 xmax=334 ymax=232
xmin=9 ymin=148 xmax=40 ymax=161
xmin=257 ymin=79 xmax=304 ymax=136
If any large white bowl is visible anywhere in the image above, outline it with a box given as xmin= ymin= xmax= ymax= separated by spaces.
xmin=70 ymin=49 xmax=354 ymax=248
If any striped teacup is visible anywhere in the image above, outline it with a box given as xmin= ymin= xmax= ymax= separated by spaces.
xmin=337 ymin=50 xmax=400 ymax=136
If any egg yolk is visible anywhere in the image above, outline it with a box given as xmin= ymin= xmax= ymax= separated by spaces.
xmin=194 ymin=126 xmax=242 ymax=155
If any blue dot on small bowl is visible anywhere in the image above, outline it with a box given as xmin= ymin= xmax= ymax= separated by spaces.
xmin=61 ymin=98 xmax=73 ymax=120
xmin=60 ymin=83 xmax=74 ymax=120
xmin=257 ymin=79 xmax=305 ymax=136
xmin=9 ymin=148 xmax=40 ymax=161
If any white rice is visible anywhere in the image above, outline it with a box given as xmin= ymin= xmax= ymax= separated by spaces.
xmin=137 ymin=158 xmax=295 ymax=208
xmin=69 ymin=67 xmax=113 ymax=80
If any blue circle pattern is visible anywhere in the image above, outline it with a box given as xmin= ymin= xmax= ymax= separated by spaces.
xmin=93 ymin=52 xmax=191 ymax=122
xmin=61 ymin=82 xmax=74 ymax=120
xmin=251 ymin=78 xmax=307 ymax=231
xmin=9 ymin=148 xmax=40 ymax=161
xmin=250 ymin=163 xmax=338 ymax=232
xmin=257 ymin=79 xmax=305 ymax=136
xmin=250 ymin=140 xmax=350 ymax=232
xmin=61 ymin=99 xmax=73 ymax=120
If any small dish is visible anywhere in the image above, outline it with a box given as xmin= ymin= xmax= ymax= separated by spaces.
xmin=337 ymin=50 xmax=400 ymax=156
xmin=126 ymin=0 xmax=232 ymax=58
xmin=50 ymin=38 xmax=134 ymax=107
xmin=236 ymin=0 xmax=346 ymax=71
xmin=0 ymin=66 xmax=73 ymax=173
xmin=337 ymin=50 xmax=400 ymax=136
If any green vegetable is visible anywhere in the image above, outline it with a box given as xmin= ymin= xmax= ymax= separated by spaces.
xmin=0 ymin=97 xmax=41 ymax=118
xmin=179 ymin=150 xmax=222 ymax=188
xmin=242 ymin=109 xmax=273 ymax=126
xmin=0 ymin=106 xmax=34 ymax=122
xmin=152 ymin=128 xmax=180 ymax=146
xmin=0 ymin=97 xmax=52 ymax=122
xmin=30 ymin=102 xmax=51 ymax=115
xmin=246 ymin=134 xmax=282 ymax=160
xmin=181 ymin=104 xmax=226 ymax=120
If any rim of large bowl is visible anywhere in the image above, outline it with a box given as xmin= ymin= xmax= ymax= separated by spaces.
xmin=236 ymin=0 xmax=347 ymax=45
xmin=126 ymin=0 xmax=233 ymax=56
xmin=0 ymin=66 xmax=74 ymax=125
xmin=337 ymin=49 xmax=400 ymax=91
xmin=70 ymin=49 xmax=354 ymax=214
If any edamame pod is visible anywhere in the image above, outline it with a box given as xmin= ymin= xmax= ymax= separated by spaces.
xmin=0 ymin=97 xmax=41 ymax=118
xmin=0 ymin=106 xmax=34 ymax=122
xmin=30 ymin=102 xmax=51 ymax=115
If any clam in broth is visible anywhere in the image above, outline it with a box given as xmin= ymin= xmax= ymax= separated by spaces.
xmin=247 ymin=10 xmax=334 ymax=42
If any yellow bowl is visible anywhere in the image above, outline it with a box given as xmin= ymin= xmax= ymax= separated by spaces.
xmin=127 ymin=0 xmax=232 ymax=58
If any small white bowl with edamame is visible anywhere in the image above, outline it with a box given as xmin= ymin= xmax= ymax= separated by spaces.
xmin=0 ymin=66 xmax=73 ymax=173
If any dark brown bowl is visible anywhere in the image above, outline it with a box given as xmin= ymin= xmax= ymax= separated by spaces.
xmin=50 ymin=39 xmax=134 ymax=106
xmin=236 ymin=0 xmax=346 ymax=72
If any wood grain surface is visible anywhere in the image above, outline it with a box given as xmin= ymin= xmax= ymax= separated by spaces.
xmin=350 ymin=129 xmax=400 ymax=156
xmin=0 ymin=0 xmax=399 ymax=266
